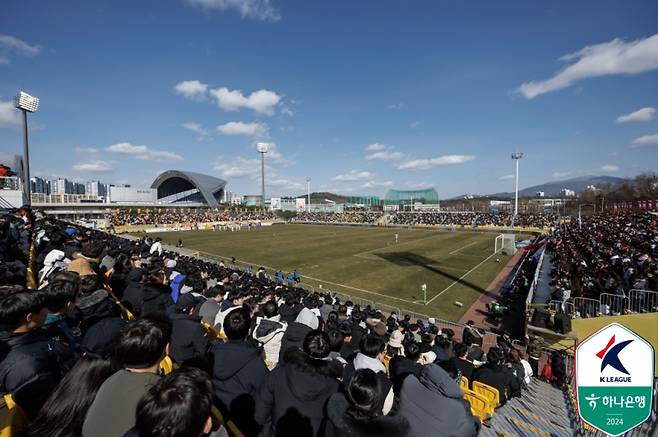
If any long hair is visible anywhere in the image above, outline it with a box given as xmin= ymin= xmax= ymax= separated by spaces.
xmin=26 ymin=354 xmax=113 ymax=437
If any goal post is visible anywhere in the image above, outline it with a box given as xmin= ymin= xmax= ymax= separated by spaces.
xmin=494 ymin=233 xmax=516 ymax=255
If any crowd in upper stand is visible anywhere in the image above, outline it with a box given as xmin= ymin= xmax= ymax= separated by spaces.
xmin=547 ymin=212 xmax=658 ymax=305
xmin=109 ymin=210 xmax=279 ymax=226
xmin=108 ymin=208 xmax=557 ymax=229
xmin=291 ymin=211 xmax=383 ymax=224
xmin=0 ymin=208 xmax=543 ymax=437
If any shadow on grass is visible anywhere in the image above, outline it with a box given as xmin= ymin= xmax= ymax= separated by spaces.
xmin=375 ymin=251 xmax=494 ymax=297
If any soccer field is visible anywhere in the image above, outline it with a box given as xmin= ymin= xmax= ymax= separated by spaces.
xmin=147 ymin=224 xmax=513 ymax=321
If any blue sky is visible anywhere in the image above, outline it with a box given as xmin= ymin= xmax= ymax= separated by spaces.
xmin=1 ymin=0 xmax=657 ymax=198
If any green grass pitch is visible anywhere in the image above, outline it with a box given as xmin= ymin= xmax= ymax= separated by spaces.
xmin=147 ymin=224 xmax=513 ymax=321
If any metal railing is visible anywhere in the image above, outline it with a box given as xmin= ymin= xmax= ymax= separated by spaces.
xmin=572 ymin=297 xmax=601 ymax=318
xmin=548 ymin=299 xmax=576 ymax=317
xmin=599 ymin=293 xmax=628 ymax=316
xmin=0 ymin=176 xmax=20 ymax=190
xmin=629 ymin=289 xmax=658 ymax=314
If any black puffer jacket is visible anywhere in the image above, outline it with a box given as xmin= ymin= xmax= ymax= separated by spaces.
xmin=168 ymin=312 xmax=208 ymax=364
xmin=78 ymin=289 xmax=126 ymax=356
xmin=139 ymin=283 xmax=173 ymax=316
xmin=323 ymin=392 xmax=414 ymax=437
xmin=278 ymin=321 xmax=312 ymax=362
xmin=255 ymin=348 xmax=342 ymax=437
xmin=0 ymin=330 xmax=67 ymax=419
xmin=472 ymin=362 xmax=519 ymax=405
xmin=210 ymin=339 xmax=268 ymax=415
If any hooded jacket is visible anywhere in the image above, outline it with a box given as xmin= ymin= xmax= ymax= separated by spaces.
xmin=168 ymin=312 xmax=209 ymax=364
xmin=389 ymin=355 xmax=422 ymax=396
xmin=255 ymin=348 xmax=342 ymax=437
xmin=210 ymin=339 xmax=269 ymax=418
xmin=140 ymin=283 xmax=174 ymax=316
xmin=0 ymin=330 xmax=67 ymax=419
xmin=78 ymin=289 xmax=126 ymax=356
xmin=323 ymin=392 xmax=414 ymax=437
xmin=398 ymin=364 xmax=478 ymax=437
xmin=252 ymin=315 xmax=287 ymax=369
xmin=471 ymin=362 xmax=519 ymax=405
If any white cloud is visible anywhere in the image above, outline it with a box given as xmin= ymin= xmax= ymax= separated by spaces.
xmin=386 ymin=102 xmax=405 ymax=110
xmin=630 ymin=133 xmax=658 ymax=148
xmin=601 ymin=165 xmax=619 ymax=172
xmin=332 ymin=170 xmax=374 ymax=181
xmin=73 ymin=160 xmax=114 ymax=173
xmin=75 ymin=147 xmax=100 ymax=154
xmin=366 ymin=143 xmax=386 ymax=151
xmin=410 ymin=121 xmax=420 ymax=129
xmin=106 ymin=142 xmax=183 ymax=161
xmin=173 ymin=80 xmax=208 ymax=100
xmin=362 ymin=180 xmax=393 ymax=188
xmin=268 ymin=178 xmax=303 ymax=189
xmin=280 ymin=106 xmax=294 ymax=116
xmin=498 ymin=174 xmax=515 ymax=180
xmin=0 ymin=35 xmax=41 ymax=56
xmin=254 ymin=142 xmax=291 ymax=164
xmin=217 ymin=121 xmax=268 ymax=137
xmin=185 ymin=0 xmax=280 ymax=21
xmin=0 ymin=100 xmax=21 ymax=128
xmin=616 ymin=107 xmax=656 ymax=124
xmin=366 ymin=150 xmax=405 ymax=161
xmin=404 ymin=181 xmax=429 ymax=189
xmin=365 ymin=143 xmax=405 ymax=161
xmin=214 ymin=156 xmax=264 ymax=178
xmin=552 ymin=171 xmax=572 ymax=178
xmin=397 ymin=154 xmax=476 ymax=170
xmin=181 ymin=122 xmax=211 ymax=139
xmin=209 ymin=87 xmax=281 ymax=115
xmin=518 ymin=34 xmax=658 ymax=99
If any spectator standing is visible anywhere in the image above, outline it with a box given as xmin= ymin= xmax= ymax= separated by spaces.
xmin=399 ymin=363 xmax=478 ymax=437
xmin=324 ymin=368 xmax=412 ymax=437
xmin=82 ymin=316 xmax=170 ymax=437
xmin=168 ymin=293 xmax=208 ymax=365
xmin=255 ymin=330 xmax=342 ymax=437
xmin=252 ymin=300 xmax=288 ymax=369
xmin=471 ymin=347 xmax=519 ymax=406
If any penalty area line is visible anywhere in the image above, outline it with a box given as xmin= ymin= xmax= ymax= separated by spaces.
xmin=425 ymin=251 xmax=499 ymax=305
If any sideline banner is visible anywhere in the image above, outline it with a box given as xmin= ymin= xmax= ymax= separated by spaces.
xmin=576 ymin=323 xmax=655 ymax=436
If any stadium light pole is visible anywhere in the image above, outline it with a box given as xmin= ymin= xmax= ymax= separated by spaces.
xmin=257 ymin=142 xmax=268 ymax=208
xmin=306 ymin=177 xmax=311 ymax=212
xmin=511 ymin=152 xmax=523 ymax=228
xmin=14 ymin=91 xmax=39 ymax=207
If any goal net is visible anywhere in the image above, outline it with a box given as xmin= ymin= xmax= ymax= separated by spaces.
xmin=494 ymin=233 xmax=516 ymax=255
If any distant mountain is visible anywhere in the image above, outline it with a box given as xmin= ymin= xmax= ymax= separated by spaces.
xmin=450 ymin=175 xmax=629 ymax=199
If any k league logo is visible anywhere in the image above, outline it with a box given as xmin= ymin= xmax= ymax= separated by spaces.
xmin=576 ymin=323 xmax=655 ymax=436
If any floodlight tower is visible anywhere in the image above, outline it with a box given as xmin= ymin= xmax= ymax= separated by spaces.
xmin=306 ymin=177 xmax=311 ymax=212
xmin=257 ymin=142 xmax=268 ymax=207
xmin=14 ymin=91 xmax=39 ymax=206
xmin=511 ymin=152 xmax=523 ymax=227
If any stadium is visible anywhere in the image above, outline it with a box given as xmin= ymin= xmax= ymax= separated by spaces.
xmin=2 ymin=4 xmax=658 ymax=437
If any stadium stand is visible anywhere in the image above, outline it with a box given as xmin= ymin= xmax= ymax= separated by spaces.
xmin=2 ymin=207 xmax=657 ymax=437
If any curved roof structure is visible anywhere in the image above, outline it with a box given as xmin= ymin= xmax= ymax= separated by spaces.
xmin=151 ymin=170 xmax=227 ymax=208
xmin=384 ymin=187 xmax=439 ymax=205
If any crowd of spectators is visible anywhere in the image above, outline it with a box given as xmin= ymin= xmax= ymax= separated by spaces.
xmin=291 ymin=211 xmax=383 ymax=224
xmin=547 ymin=212 xmax=658 ymax=305
xmin=391 ymin=212 xmax=556 ymax=228
xmin=109 ymin=209 xmax=279 ymax=227
xmin=0 ymin=208 xmax=540 ymax=437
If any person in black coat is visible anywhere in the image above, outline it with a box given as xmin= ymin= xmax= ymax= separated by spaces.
xmin=278 ymin=307 xmax=318 ymax=362
xmin=255 ymin=330 xmax=342 ymax=437
xmin=77 ymin=279 xmax=126 ymax=357
xmin=168 ymin=293 xmax=208 ymax=365
xmin=125 ymin=266 xmax=173 ymax=316
xmin=210 ymin=307 xmax=268 ymax=436
xmin=0 ymin=291 xmax=69 ymax=419
xmin=471 ymin=347 xmax=519 ymax=405
xmin=389 ymin=341 xmax=423 ymax=397
xmin=453 ymin=342 xmax=476 ymax=383
xmin=324 ymin=368 xmax=413 ymax=437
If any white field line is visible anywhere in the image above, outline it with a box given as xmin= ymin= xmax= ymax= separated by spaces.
xmin=191 ymin=249 xmax=418 ymax=304
xmin=353 ymin=233 xmax=443 ymax=259
xmin=449 ymin=241 xmax=478 ymax=255
xmin=425 ymin=251 xmax=499 ymax=305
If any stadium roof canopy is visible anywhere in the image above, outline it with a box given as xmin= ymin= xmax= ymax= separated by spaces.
xmin=384 ymin=187 xmax=439 ymax=205
xmin=151 ymin=170 xmax=226 ymax=208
